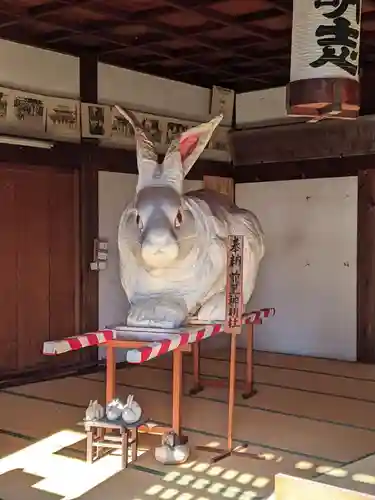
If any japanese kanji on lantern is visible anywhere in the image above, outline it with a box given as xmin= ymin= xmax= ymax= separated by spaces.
xmin=225 ymin=235 xmax=244 ymax=334
xmin=287 ymin=0 xmax=362 ymax=120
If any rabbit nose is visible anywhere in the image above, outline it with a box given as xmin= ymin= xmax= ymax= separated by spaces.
xmin=145 ymin=228 xmax=175 ymax=246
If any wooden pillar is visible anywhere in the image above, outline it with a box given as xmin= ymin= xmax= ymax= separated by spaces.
xmin=357 ymin=170 xmax=375 ymax=363
xmin=79 ymin=143 xmax=99 ymax=335
xmin=79 ymin=53 xmax=99 ymax=363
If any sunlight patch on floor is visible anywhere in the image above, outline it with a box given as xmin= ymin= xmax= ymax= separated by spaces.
xmin=0 ymin=429 xmax=149 ymax=500
xmin=131 ymin=444 xmax=279 ymax=500
xmin=136 ymin=481 xmax=261 ymax=500
xmin=129 ymin=438 xmax=375 ymax=500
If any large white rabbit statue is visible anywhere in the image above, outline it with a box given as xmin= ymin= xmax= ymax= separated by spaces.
xmin=116 ymin=105 xmax=265 ymax=329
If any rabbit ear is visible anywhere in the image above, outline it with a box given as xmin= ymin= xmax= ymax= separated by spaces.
xmin=114 ymin=105 xmax=158 ymax=174
xmin=164 ymin=115 xmax=223 ymax=178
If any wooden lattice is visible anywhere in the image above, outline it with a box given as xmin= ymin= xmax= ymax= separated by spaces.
xmin=0 ymin=0 xmax=375 ymax=92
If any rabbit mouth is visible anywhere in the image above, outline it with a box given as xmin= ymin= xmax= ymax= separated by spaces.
xmin=141 ymin=244 xmax=179 ymax=267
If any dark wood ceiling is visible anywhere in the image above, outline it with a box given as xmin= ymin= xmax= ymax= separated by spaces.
xmin=0 ymin=0 xmax=375 ymax=93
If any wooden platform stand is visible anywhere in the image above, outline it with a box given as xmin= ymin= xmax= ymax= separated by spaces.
xmin=189 ymin=321 xmax=257 ymax=399
xmin=104 ymin=338 xmax=189 ymax=439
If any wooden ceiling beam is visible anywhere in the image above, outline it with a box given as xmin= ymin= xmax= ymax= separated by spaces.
xmin=230 ymin=57 xmax=375 ymax=167
xmin=0 ymin=139 xmax=231 ymax=179
xmin=234 ymin=155 xmax=370 ymax=183
xmin=231 ymin=118 xmax=375 ymax=167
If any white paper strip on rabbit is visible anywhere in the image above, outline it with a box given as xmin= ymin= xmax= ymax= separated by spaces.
xmin=116 ymin=105 xmax=265 ymax=329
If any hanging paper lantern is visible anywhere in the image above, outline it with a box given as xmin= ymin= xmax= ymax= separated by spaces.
xmin=287 ymin=0 xmax=362 ymax=119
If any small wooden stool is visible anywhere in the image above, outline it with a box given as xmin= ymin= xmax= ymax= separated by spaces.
xmin=82 ymin=418 xmax=144 ymax=469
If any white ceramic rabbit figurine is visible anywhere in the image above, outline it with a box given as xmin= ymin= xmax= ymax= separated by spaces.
xmin=116 ymin=105 xmax=265 ymax=329
xmin=106 ymin=398 xmax=124 ymax=421
xmin=121 ymin=394 xmax=142 ymax=424
xmin=85 ymin=400 xmax=104 ymax=421
xmin=155 ymin=431 xmax=190 ymax=465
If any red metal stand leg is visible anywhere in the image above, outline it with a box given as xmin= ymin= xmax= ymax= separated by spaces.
xmin=242 ymin=323 xmax=257 ymax=399
xmin=189 ymin=342 xmax=204 ymax=395
xmin=172 ymin=348 xmax=183 ymax=437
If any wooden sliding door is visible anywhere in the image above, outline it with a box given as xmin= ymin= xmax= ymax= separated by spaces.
xmin=0 ymin=165 xmax=81 ymax=375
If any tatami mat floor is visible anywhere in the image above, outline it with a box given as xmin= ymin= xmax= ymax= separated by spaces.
xmin=1 ymin=348 xmax=375 ymax=499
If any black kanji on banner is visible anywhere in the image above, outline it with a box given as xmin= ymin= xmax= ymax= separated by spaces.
xmin=314 ymin=0 xmax=361 ymax=22
xmin=225 ymin=235 xmax=244 ymax=331
xmin=310 ymin=0 xmax=361 ymax=76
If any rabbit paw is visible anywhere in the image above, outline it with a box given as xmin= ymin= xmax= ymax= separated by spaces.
xmin=197 ymin=293 xmax=226 ymax=322
xmin=127 ymin=297 xmax=188 ymax=329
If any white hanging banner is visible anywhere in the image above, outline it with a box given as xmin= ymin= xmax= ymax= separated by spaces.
xmin=290 ymin=0 xmax=362 ymax=83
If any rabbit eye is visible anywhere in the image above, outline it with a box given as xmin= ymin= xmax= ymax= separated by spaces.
xmin=135 ymin=213 xmax=143 ymax=230
xmin=175 ymin=210 xmax=183 ymax=228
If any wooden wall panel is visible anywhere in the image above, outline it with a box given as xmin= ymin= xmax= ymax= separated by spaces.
xmin=16 ymin=168 xmax=50 ymax=370
xmin=0 ymin=169 xmax=17 ymax=371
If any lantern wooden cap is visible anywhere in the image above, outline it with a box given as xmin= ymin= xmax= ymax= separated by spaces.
xmin=287 ymin=77 xmax=360 ymax=120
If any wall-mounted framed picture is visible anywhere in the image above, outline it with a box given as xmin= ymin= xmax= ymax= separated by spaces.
xmin=8 ymin=91 xmax=47 ymax=132
xmin=45 ymin=97 xmax=80 ymax=139
xmin=0 ymin=85 xmax=232 ymax=162
xmin=81 ymin=103 xmax=112 ymax=139
xmin=0 ymin=87 xmax=10 ymax=123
